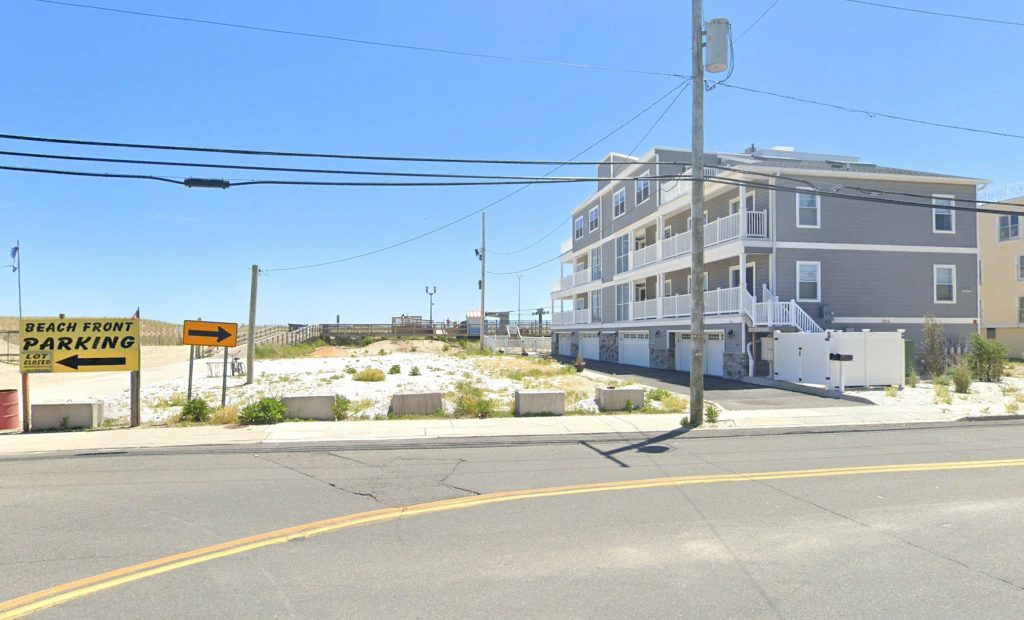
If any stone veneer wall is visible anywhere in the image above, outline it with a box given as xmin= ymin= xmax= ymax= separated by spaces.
xmin=650 ymin=347 xmax=674 ymax=370
xmin=599 ymin=332 xmax=618 ymax=363
xmin=723 ymin=352 xmax=749 ymax=379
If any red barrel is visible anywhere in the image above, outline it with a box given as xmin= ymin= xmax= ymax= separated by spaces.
xmin=0 ymin=389 xmax=19 ymax=431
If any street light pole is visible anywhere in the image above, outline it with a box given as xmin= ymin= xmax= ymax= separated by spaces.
xmin=425 ymin=286 xmax=437 ymax=333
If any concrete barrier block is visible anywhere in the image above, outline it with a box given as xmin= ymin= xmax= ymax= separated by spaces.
xmin=514 ymin=390 xmax=564 ymax=417
xmin=390 ymin=392 xmax=443 ymax=415
xmin=595 ymin=387 xmax=645 ymax=412
xmin=281 ymin=395 xmax=336 ymax=421
xmin=31 ymin=402 xmax=103 ymax=430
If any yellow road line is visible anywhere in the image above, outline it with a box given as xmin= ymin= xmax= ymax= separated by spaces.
xmin=2 ymin=457 xmax=1022 ymax=619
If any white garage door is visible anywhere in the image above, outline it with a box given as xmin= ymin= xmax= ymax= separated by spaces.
xmin=557 ymin=333 xmax=572 ymax=356
xmin=580 ymin=332 xmax=600 ymax=360
xmin=618 ymin=332 xmax=650 ymax=367
xmin=674 ymin=332 xmax=725 ymax=376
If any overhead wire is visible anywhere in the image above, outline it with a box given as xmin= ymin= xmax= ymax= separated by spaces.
xmin=840 ymin=0 xmax=1024 ymax=27
xmin=719 ymin=82 xmax=1024 ymax=141
xmin=33 ymin=0 xmax=687 ymax=79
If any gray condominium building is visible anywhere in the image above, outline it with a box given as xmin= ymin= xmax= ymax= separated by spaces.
xmin=550 ymin=146 xmax=983 ymax=379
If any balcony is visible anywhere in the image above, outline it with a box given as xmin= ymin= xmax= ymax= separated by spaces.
xmin=631 ymin=243 xmax=659 ymax=270
xmin=552 ymin=309 xmax=592 ymax=326
xmin=660 ymin=210 xmax=767 ymax=262
xmin=552 ymin=266 xmax=593 ymax=294
xmin=659 ymin=287 xmax=744 ymax=319
xmin=632 ymin=298 xmax=659 ymax=320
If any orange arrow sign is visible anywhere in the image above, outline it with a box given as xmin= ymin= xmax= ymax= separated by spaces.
xmin=182 ymin=320 xmax=238 ymax=347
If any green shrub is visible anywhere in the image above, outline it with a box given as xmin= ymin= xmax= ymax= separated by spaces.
xmin=344 ymin=366 xmax=357 ymax=375
xmin=180 ymin=398 xmax=211 ymax=423
xmin=951 ymin=363 xmax=972 ymax=394
xmin=239 ymin=398 xmax=287 ymax=425
xmin=409 ymin=366 xmax=421 ymax=376
xmin=451 ymin=381 xmax=494 ymax=418
xmin=388 ymin=364 xmax=401 ymax=375
xmin=705 ymin=403 xmax=720 ymax=423
xmin=378 ymin=349 xmax=388 ymax=356
xmin=933 ymin=374 xmax=950 ymax=387
xmin=968 ymin=334 xmax=1006 ymax=382
xmin=354 ymin=368 xmax=386 ymax=382
xmin=332 ymin=396 xmax=352 ymax=420
xmin=921 ymin=314 xmax=946 ymax=377
xmin=906 ymin=368 xmax=919 ymax=388
xmin=648 ymin=388 xmax=671 ymax=401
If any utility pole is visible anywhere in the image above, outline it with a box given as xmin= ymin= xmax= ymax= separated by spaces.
xmin=516 ymin=274 xmax=522 ymax=331
xmin=246 ymin=264 xmax=258 ymax=385
xmin=689 ymin=0 xmax=706 ymax=427
xmin=425 ymin=286 xmax=437 ymax=333
xmin=12 ymin=241 xmax=28 ymax=432
xmin=478 ymin=212 xmax=486 ymax=350
xmin=688 ymin=4 xmax=730 ymax=427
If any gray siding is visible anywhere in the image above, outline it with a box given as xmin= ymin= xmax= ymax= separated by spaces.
xmin=775 ymin=248 xmax=978 ymax=321
xmin=773 ymin=178 xmax=977 ymax=247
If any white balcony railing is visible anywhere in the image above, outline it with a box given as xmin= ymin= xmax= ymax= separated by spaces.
xmin=746 ymin=210 xmax=768 ymax=238
xmin=632 ymin=298 xmax=659 ymax=320
xmin=705 ymin=211 xmax=741 ymax=246
xmin=553 ymin=309 xmax=592 ymax=325
xmin=663 ymin=231 xmax=692 ymax=259
xmin=752 ymin=299 xmax=824 ymax=333
xmin=662 ymin=294 xmax=691 ymax=318
xmin=632 ymin=243 xmax=659 ymax=269
xmin=573 ymin=267 xmax=591 ymax=286
xmin=560 ymin=274 xmax=574 ymax=291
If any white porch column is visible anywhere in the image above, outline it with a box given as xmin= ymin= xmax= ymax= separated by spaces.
xmin=739 ymin=184 xmax=748 ymax=237
xmin=656 ymin=273 xmax=664 ymax=319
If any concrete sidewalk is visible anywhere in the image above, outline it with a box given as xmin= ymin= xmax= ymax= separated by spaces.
xmin=0 ymin=405 xmax=983 ymax=456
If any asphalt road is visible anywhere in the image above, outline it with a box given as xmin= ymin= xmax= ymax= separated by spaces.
xmin=3 ymin=422 xmax=1024 ymax=618
xmin=578 ymin=359 xmax=866 ymax=410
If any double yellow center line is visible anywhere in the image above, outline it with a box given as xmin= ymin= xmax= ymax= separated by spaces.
xmin=2 ymin=457 xmax=1022 ymax=618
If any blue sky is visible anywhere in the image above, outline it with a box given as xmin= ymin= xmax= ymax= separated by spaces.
xmin=2 ymin=0 xmax=1022 ymax=325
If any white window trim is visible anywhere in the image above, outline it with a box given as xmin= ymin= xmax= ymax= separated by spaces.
xmin=1017 ymin=254 xmax=1024 ymax=282
xmin=635 ymin=172 xmax=651 ymax=206
xmin=933 ymin=264 xmax=957 ymax=304
xmin=796 ymin=260 xmax=821 ymax=302
xmin=729 ymin=197 xmax=740 ymax=215
xmin=729 ymin=262 xmax=757 ymax=291
xmin=574 ymin=216 xmax=584 ymax=240
xmin=613 ymin=188 xmax=626 ymax=219
xmin=588 ymin=204 xmax=600 ymax=232
xmin=795 ymin=188 xmax=821 ymax=229
xmin=999 ymin=214 xmax=1022 ymax=242
xmin=931 ymin=194 xmax=956 ymax=234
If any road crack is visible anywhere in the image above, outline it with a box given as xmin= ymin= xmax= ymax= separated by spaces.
xmin=254 ymin=454 xmax=383 ymax=503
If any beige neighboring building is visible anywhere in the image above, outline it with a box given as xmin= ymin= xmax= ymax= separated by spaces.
xmin=979 ymin=186 xmax=1024 ymax=357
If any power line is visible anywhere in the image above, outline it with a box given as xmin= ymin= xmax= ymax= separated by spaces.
xmin=628 ymin=83 xmax=690 ymax=156
xmin=735 ymin=0 xmax=784 ymax=41
xmin=0 ymin=132 xmax=673 ymax=166
xmin=840 ymin=0 xmax=1024 ymax=27
xmin=487 ymin=254 xmax=563 ymax=276
xmin=0 ymin=164 xmax=185 ymax=185
xmin=34 ymin=0 xmax=686 ymax=79
xmin=719 ymin=82 xmax=1024 ymax=141
xmin=0 ymin=148 xmax=675 ymax=181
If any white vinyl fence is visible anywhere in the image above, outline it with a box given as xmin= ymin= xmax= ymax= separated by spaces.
xmin=773 ymin=330 xmax=905 ymax=389
xmin=483 ymin=336 xmax=553 ymax=355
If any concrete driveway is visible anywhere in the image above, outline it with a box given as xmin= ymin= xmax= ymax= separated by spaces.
xmin=578 ymin=359 xmax=870 ymax=411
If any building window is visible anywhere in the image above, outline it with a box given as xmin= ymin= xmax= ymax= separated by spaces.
xmin=1019 ymin=298 xmax=1024 ymax=324
xmin=590 ymin=247 xmax=602 ymax=280
xmin=796 ymin=261 xmax=820 ymax=302
xmin=1000 ymin=215 xmax=1021 ymax=242
xmin=987 ymin=327 xmax=997 ymax=339
xmin=932 ymin=195 xmax=955 ymax=233
xmin=635 ymin=173 xmax=650 ymax=205
xmin=574 ymin=216 xmax=583 ymax=240
xmin=591 ymin=290 xmax=602 ymax=322
xmin=616 ymin=284 xmax=630 ymax=321
xmin=795 ymin=189 xmax=820 ymax=228
xmin=613 ymin=189 xmax=626 ymax=218
xmin=615 ymin=234 xmax=630 ymax=274
xmin=588 ymin=205 xmax=600 ymax=232
xmin=664 ymin=279 xmax=673 ymax=297
xmin=686 ymin=272 xmax=709 ymax=293
xmin=933 ymin=265 xmax=956 ymax=304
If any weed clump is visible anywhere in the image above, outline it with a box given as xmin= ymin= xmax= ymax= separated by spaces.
xmin=239 ymin=398 xmax=287 ymax=425
xmin=354 ymin=368 xmax=386 ymax=382
xmin=180 ymin=398 xmax=211 ymax=423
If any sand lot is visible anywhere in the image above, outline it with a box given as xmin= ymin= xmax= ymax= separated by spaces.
xmin=2 ymin=342 xmax=683 ymax=425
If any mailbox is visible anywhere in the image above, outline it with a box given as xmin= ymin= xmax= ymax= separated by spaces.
xmin=829 ymin=353 xmax=853 ymax=362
